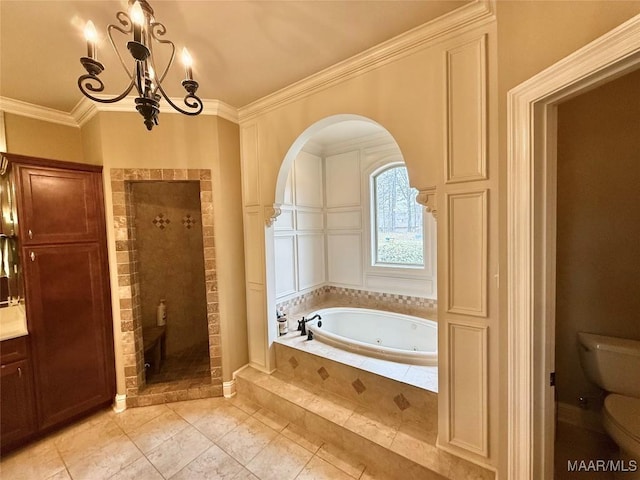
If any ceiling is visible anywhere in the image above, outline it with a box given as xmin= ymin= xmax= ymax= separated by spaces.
xmin=0 ymin=0 xmax=470 ymax=113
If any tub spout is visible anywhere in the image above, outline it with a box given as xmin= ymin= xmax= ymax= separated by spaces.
xmin=297 ymin=314 xmax=321 ymax=336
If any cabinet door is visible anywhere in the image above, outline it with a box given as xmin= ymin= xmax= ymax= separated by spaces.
xmin=24 ymin=243 xmax=115 ymax=430
xmin=1 ymin=359 xmax=36 ymax=450
xmin=17 ymin=165 xmax=102 ymax=245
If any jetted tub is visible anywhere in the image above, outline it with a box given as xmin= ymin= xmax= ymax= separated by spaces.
xmin=306 ymin=307 xmax=437 ymax=366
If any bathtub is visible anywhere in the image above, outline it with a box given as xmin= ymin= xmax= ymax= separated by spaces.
xmin=306 ymin=307 xmax=437 ymax=366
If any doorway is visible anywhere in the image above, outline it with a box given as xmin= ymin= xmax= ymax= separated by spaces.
xmin=110 ymin=168 xmax=222 ymax=407
xmin=507 ymin=14 xmax=640 ymax=480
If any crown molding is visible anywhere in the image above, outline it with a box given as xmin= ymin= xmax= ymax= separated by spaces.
xmin=238 ymin=0 xmax=495 ymax=122
xmin=0 ymin=97 xmax=79 ymax=128
xmin=1 ymin=95 xmax=239 ymax=129
xmin=71 ymin=96 xmax=239 ymax=125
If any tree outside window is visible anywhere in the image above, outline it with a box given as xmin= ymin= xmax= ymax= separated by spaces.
xmin=373 ymin=165 xmax=424 ymax=266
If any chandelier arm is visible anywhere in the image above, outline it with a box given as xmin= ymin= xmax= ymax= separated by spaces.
xmin=156 ymin=84 xmax=203 ymax=116
xmin=107 ymin=15 xmax=135 ymax=80
xmin=77 ymin=75 xmax=136 ymax=103
xmin=148 ymin=22 xmax=175 ymax=86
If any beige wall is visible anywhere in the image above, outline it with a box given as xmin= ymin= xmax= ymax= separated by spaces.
xmin=212 ymin=118 xmax=248 ymax=381
xmin=92 ymin=112 xmax=248 ymax=384
xmin=555 ymin=69 xmax=640 ymax=407
xmin=4 ymin=113 xmax=84 ymax=163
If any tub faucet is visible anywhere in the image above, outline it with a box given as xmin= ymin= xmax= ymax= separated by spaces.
xmin=297 ymin=314 xmax=321 ymax=336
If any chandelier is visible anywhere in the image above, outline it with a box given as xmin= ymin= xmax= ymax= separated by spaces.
xmin=78 ymin=0 xmax=203 ymax=130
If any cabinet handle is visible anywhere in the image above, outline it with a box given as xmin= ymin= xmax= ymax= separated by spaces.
xmin=28 ymin=229 xmax=33 ymax=239
xmin=30 ymin=251 xmax=35 ymax=262
xmin=17 ymin=367 xmax=22 ymax=378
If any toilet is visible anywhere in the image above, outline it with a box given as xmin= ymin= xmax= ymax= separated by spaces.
xmin=577 ymin=332 xmax=640 ymax=473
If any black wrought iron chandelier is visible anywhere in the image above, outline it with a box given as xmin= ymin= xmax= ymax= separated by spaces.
xmin=78 ymin=0 xmax=203 ymax=130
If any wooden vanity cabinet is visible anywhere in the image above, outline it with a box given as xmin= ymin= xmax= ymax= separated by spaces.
xmin=0 ymin=337 xmax=37 ymax=451
xmin=0 ymin=154 xmax=115 ymax=451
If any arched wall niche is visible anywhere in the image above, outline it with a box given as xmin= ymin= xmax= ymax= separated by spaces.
xmin=238 ymin=15 xmax=499 ymax=474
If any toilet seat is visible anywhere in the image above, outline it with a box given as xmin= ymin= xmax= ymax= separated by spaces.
xmin=604 ymin=394 xmax=640 ymax=443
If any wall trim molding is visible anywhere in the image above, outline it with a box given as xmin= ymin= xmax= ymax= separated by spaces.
xmin=112 ymin=394 xmax=127 ymax=413
xmin=223 ymin=380 xmax=236 ymax=398
xmin=238 ymin=1 xmax=495 ymax=122
xmin=507 ymin=12 xmax=640 ymax=480
xmin=0 ymin=95 xmax=239 ymax=128
xmin=0 ymin=96 xmax=80 ymax=128
xmin=556 ymin=402 xmax=605 ymax=434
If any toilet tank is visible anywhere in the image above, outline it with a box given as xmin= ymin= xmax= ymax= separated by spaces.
xmin=577 ymin=332 xmax=640 ymax=398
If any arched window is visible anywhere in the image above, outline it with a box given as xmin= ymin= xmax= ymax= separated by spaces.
xmin=371 ymin=165 xmax=424 ymax=267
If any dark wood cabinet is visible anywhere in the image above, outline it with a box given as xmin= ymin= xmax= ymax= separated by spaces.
xmin=0 ymin=154 xmax=115 ymax=451
xmin=17 ymin=163 xmax=102 ymax=245
xmin=1 ymin=338 xmax=36 ymax=451
xmin=24 ymin=243 xmax=114 ymax=429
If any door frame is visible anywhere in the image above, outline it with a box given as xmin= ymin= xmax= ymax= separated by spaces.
xmin=507 ymin=13 xmax=640 ymax=480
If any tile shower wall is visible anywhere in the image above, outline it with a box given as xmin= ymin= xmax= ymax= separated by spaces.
xmin=276 ymin=286 xmax=437 ymax=321
xmin=131 ymin=182 xmax=208 ymax=356
xmin=111 ymin=169 xmax=221 ymax=407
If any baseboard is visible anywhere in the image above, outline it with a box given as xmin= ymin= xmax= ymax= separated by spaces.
xmin=112 ymin=394 xmax=127 ymax=413
xmin=557 ymin=401 xmax=605 ymax=434
xmin=223 ymin=380 xmax=236 ymax=398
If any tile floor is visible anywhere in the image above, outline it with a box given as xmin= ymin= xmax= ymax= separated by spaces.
xmin=146 ymin=342 xmax=211 ymax=385
xmin=0 ymin=396 xmax=390 ymax=480
xmin=554 ymin=421 xmax=618 ymax=480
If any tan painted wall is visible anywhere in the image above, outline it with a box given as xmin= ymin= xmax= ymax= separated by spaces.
xmin=495 ymin=2 xmax=640 ymax=473
xmin=90 ymin=112 xmax=248 ymax=386
xmin=212 ymin=119 xmax=248 ymax=381
xmin=4 ymin=113 xmax=84 ymax=163
xmin=555 ymin=69 xmax=640 ymax=407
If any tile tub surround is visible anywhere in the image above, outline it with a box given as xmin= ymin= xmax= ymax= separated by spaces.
xmin=275 ymin=336 xmax=438 ymax=429
xmin=0 ymin=397 xmax=394 ymax=480
xmin=236 ymin=367 xmax=494 ymax=480
xmin=277 ymin=286 xmax=438 ymax=323
xmin=111 ymin=169 xmax=222 ymax=407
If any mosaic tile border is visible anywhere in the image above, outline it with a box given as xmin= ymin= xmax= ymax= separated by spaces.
xmin=276 ymin=285 xmax=438 ymax=320
xmin=111 ymin=168 xmax=222 ymax=407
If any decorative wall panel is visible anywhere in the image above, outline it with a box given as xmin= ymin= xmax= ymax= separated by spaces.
xmin=296 ymin=210 xmax=324 ymax=231
xmin=294 ymin=151 xmax=323 ymax=208
xmin=448 ymin=322 xmax=488 ymax=457
xmin=274 ymin=235 xmax=297 ymax=297
xmin=325 ymin=151 xmax=360 ymax=207
xmin=327 ymin=233 xmax=362 ymax=286
xmin=445 ymin=35 xmax=487 ymax=183
xmin=297 ymin=233 xmax=325 ymax=290
xmin=326 ymin=210 xmax=362 ymax=230
xmin=446 ymin=190 xmax=487 ymax=317
xmin=240 ymin=124 xmax=260 ymax=206
xmin=273 ymin=208 xmax=295 ymax=231
xmin=245 ymin=209 xmax=265 ymax=285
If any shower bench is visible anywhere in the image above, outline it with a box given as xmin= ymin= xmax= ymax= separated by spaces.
xmin=143 ymin=326 xmax=166 ymax=374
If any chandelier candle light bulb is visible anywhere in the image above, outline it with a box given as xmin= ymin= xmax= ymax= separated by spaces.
xmin=84 ymin=21 xmax=97 ymax=60
xmin=182 ymin=48 xmax=193 ymax=81
xmin=130 ymin=1 xmax=144 ymax=43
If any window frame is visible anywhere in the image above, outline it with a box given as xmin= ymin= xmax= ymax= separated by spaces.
xmin=364 ymin=159 xmax=434 ymax=280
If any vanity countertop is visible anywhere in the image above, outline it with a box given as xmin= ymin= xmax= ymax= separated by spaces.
xmin=0 ymin=304 xmax=28 ymax=341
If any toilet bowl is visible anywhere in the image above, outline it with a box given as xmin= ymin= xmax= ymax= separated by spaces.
xmin=603 ymin=394 xmax=640 ymax=458
xmin=577 ymin=332 xmax=640 ymax=469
